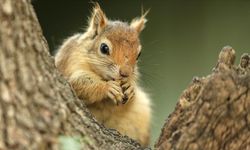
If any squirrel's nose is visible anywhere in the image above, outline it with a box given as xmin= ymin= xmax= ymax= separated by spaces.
xmin=119 ymin=66 xmax=130 ymax=77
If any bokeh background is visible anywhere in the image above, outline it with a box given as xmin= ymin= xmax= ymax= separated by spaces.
xmin=33 ymin=0 xmax=250 ymax=145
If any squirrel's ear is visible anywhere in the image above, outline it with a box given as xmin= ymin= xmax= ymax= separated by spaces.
xmin=130 ymin=10 xmax=149 ymax=34
xmin=87 ymin=3 xmax=107 ymax=37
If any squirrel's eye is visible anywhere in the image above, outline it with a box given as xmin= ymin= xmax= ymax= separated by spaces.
xmin=100 ymin=43 xmax=110 ymax=55
xmin=136 ymin=52 xmax=141 ymax=60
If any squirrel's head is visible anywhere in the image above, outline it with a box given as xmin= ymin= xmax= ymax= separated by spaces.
xmin=82 ymin=3 xmax=148 ymax=81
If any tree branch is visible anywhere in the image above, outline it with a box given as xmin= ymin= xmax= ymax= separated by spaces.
xmin=0 ymin=0 xmax=143 ymax=149
xmin=155 ymin=46 xmax=250 ymax=150
xmin=1 ymin=0 xmax=250 ymax=150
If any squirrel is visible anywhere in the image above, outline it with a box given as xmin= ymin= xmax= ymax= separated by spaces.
xmin=55 ymin=3 xmax=151 ymax=147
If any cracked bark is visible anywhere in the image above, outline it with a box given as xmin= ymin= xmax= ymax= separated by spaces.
xmin=0 ymin=0 xmax=142 ymax=149
xmin=1 ymin=0 xmax=250 ymax=150
xmin=155 ymin=46 xmax=250 ymax=150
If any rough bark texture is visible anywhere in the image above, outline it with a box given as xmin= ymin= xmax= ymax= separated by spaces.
xmin=1 ymin=0 xmax=250 ymax=150
xmin=0 ymin=0 xmax=143 ymax=149
xmin=155 ymin=46 xmax=250 ymax=150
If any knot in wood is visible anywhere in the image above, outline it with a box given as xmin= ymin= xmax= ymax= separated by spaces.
xmin=218 ymin=46 xmax=235 ymax=67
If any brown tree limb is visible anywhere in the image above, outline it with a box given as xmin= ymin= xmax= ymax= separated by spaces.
xmin=1 ymin=0 xmax=250 ymax=150
xmin=155 ymin=46 xmax=250 ymax=150
xmin=0 ymin=0 xmax=143 ymax=149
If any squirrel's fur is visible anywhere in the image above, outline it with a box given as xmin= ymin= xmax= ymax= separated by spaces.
xmin=55 ymin=3 xmax=151 ymax=146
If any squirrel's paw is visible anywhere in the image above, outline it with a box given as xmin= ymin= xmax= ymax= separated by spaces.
xmin=121 ymin=79 xmax=135 ymax=104
xmin=106 ymin=81 xmax=124 ymax=105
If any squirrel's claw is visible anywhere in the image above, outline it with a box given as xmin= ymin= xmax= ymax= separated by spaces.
xmin=107 ymin=81 xmax=124 ymax=105
xmin=122 ymin=95 xmax=128 ymax=104
xmin=121 ymin=80 xmax=135 ymax=104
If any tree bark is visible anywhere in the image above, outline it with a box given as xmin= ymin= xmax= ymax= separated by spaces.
xmin=1 ymin=0 xmax=250 ymax=150
xmin=155 ymin=46 xmax=250 ymax=150
xmin=0 ymin=0 xmax=143 ymax=149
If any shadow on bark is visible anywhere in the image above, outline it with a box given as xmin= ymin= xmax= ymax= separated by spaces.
xmin=0 ymin=0 xmax=250 ymax=150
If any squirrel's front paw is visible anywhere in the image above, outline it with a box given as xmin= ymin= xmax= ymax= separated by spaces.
xmin=121 ymin=79 xmax=135 ymax=104
xmin=106 ymin=81 xmax=124 ymax=105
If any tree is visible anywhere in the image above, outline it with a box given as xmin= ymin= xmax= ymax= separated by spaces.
xmin=0 ymin=0 xmax=142 ymax=149
xmin=0 ymin=0 xmax=249 ymax=150
xmin=155 ymin=47 xmax=250 ymax=150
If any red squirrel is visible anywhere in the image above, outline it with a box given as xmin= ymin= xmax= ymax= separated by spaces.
xmin=55 ymin=3 xmax=151 ymax=146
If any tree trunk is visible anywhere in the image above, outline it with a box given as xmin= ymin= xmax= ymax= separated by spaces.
xmin=1 ymin=0 xmax=250 ymax=150
xmin=0 ymin=0 xmax=142 ymax=149
xmin=155 ymin=46 xmax=250 ymax=150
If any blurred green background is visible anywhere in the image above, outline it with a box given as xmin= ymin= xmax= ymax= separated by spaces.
xmin=33 ymin=0 xmax=250 ymax=146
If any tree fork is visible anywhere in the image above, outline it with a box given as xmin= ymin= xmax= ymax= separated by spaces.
xmin=0 ymin=0 xmax=250 ymax=150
